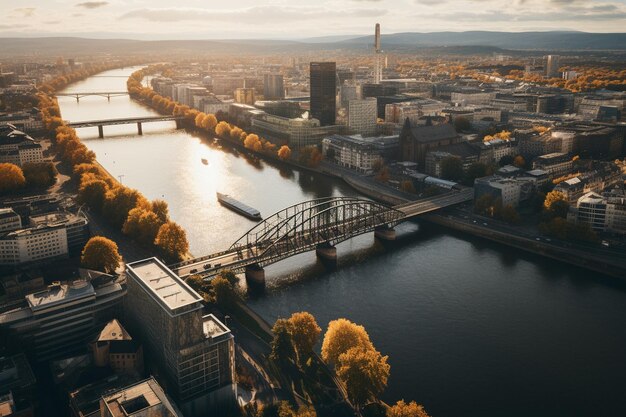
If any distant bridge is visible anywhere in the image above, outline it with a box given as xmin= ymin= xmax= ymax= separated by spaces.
xmin=171 ymin=188 xmax=473 ymax=284
xmin=55 ymin=91 xmax=129 ymax=102
xmin=67 ymin=116 xmax=185 ymax=137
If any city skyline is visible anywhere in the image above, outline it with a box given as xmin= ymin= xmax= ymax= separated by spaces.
xmin=2 ymin=0 xmax=626 ymax=39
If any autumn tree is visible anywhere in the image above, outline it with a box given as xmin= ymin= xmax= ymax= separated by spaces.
xmin=78 ymin=177 xmax=109 ymax=212
xmin=277 ymin=145 xmax=292 ymax=160
xmin=321 ymin=318 xmax=374 ymax=366
xmin=81 ymin=236 xmax=121 ymax=274
xmin=201 ymin=114 xmax=217 ymax=131
xmin=400 ymin=180 xmax=416 ymax=194
xmin=270 ymin=318 xmax=296 ymax=365
xmin=102 ymin=186 xmax=149 ymax=228
xmin=298 ymin=146 xmax=323 ymax=168
xmin=376 ymin=165 xmax=390 ymax=183
xmin=154 ymin=221 xmax=189 ymax=262
xmin=0 ymin=163 xmax=26 ymax=194
xmin=215 ymin=121 xmax=232 ymax=138
xmin=151 ymin=199 xmax=170 ymax=224
xmin=337 ymin=347 xmax=390 ymax=408
xmin=543 ymin=190 xmax=569 ymax=219
xmin=387 ymin=400 xmax=431 ymax=417
xmin=288 ymin=312 xmax=321 ymax=364
xmin=22 ymin=162 xmax=58 ymax=188
xmin=513 ymin=155 xmax=526 ymax=168
xmin=122 ymin=207 xmax=162 ymax=246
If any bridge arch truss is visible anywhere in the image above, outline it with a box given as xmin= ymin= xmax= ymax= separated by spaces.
xmin=229 ymin=197 xmax=404 ymax=268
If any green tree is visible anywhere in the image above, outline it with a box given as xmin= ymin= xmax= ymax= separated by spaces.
xmin=270 ymin=318 xmax=296 ymax=364
xmin=539 ymin=217 xmax=568 ymax=240
xmin=464 ymin=162 xmax=487 ymax=185
xmin=498 ymin=155 xmax=514 ymax=167
xmin=440 ymin=156 xmax=464 ymax=182
xmin=387 ymin=400 xmax=431 ymax=417
xmin=321 ymin=318 xmax=374 ymax=366
xmin=454 ymin=117 xmax=471 ymax=132
xmin=0 ymin=163 xmax=26 ymax=194
xmin=212 ymin=276 xmax=235 ymax=307
xmin=337 ymin=347 xmax=390 ymax=408
xmin=154 ymin=221 xmax=189 ymax=262
xmin=288 ymin=312 xmax=321 ymax=364
xmin=81 ymin=236 xmax=121 ymax=273
xmin=187 ymin=274 xmax=213 ymax=302
xmin=474 ymin=194 xmax=494 ymax=215
xmin=501 ymin=204 xmax=521 ymax=224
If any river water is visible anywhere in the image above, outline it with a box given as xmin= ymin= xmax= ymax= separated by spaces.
xmin=58 ymin=68 xmax=626 ymax=417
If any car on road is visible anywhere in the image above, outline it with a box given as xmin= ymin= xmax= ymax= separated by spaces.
xmin=190 ymin=269 xmax=197 ymax=274
xmin=203 ymin=263 xmax=211 ymax=270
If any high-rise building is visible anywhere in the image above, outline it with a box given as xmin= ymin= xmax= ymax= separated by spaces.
xmin=234 ymin=88 xmax=256 ymax=105
xmin=310 ymin=62 xmax=336 ymax=126
xmin=124 ymin=258 xmax=235 ymax=413
xmin=544 ymin=55 xmax=560 ymax=78
xmin=263 ymin=74 xmax=284 ymax=99
xmin=0 ymin=280 xmax=126 ymax=361
xmin=348 ymin=98 xmax=378 ymax=137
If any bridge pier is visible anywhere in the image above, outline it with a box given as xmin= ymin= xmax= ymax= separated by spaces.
xmin=75 ymin=96 xmax=80 ymax=103
xmin=175 ymin=119 xmax=184 ymax=129
xmin=316 ymin=243 xmax=337 ymax=262
xmin=137 ymin=122 xmax=143 ymax=135
xmin=245 ymin=264 xmax=265 ymax=287
xmin=374 ymin=226 xmax=396 ymax=241
xmin=97 ymin=125 xmax=104 ymax=138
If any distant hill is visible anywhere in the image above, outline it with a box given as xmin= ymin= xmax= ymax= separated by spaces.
xmin=0 ymin=31 xmax=624 ymax=58
xmin=340 ymin=31 xmax=626 ymax=51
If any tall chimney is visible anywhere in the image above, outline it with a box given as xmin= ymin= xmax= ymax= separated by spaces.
xmin=375 ymin=23 xmax=381 ymax=53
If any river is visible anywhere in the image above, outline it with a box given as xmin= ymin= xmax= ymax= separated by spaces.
xmin=57 ymin=68 xmax=626 ymax=417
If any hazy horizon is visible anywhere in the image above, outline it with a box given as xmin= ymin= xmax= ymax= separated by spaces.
xmin=2 ymin=0 xmax=626 ymax=40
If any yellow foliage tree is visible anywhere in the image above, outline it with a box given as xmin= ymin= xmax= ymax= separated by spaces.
xmin=278 ymin=145 xmax=292 ymax=160
xmin=321 ymin=318 xmax=374 ymax=365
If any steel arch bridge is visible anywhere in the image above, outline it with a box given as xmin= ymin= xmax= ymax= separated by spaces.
xmin=230 ymin=197 xmax=404 ymax=268
xmin=173 ymin=197 xmax=404 ymax=279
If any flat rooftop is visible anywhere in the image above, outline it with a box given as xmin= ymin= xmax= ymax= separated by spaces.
xmin=126 ymin=258 xmax=202 ymax=313
xmin=25 ymin=281 xmax=95 ymax=312
xmin=102 ymin=377 xmax=178 ymax=417
xmin=202 ymin=314 xmax=230 ymax=339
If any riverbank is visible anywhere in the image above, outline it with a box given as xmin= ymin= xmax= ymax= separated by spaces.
xmin=423 ymin=212 xmax=626 ymax=279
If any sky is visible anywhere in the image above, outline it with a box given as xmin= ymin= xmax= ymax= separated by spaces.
xmin=2 ymin=0 xmax=626 ymax=39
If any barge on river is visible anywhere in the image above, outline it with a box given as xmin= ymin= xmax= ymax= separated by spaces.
xmin=216 ymin=192 xmax=262 ymax=220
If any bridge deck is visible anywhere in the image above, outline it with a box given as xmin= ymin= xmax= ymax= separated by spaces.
xmin=67 ymin=116 xmax=184 ymax=128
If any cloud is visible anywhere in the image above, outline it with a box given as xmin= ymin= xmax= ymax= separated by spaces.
xmin=12 ymin=7 xmax=36 ymax=17
xmin=76 ymin=1 xmax=109 ymax=9
xmin=120 ymin=6 xmax=385 ymax=23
